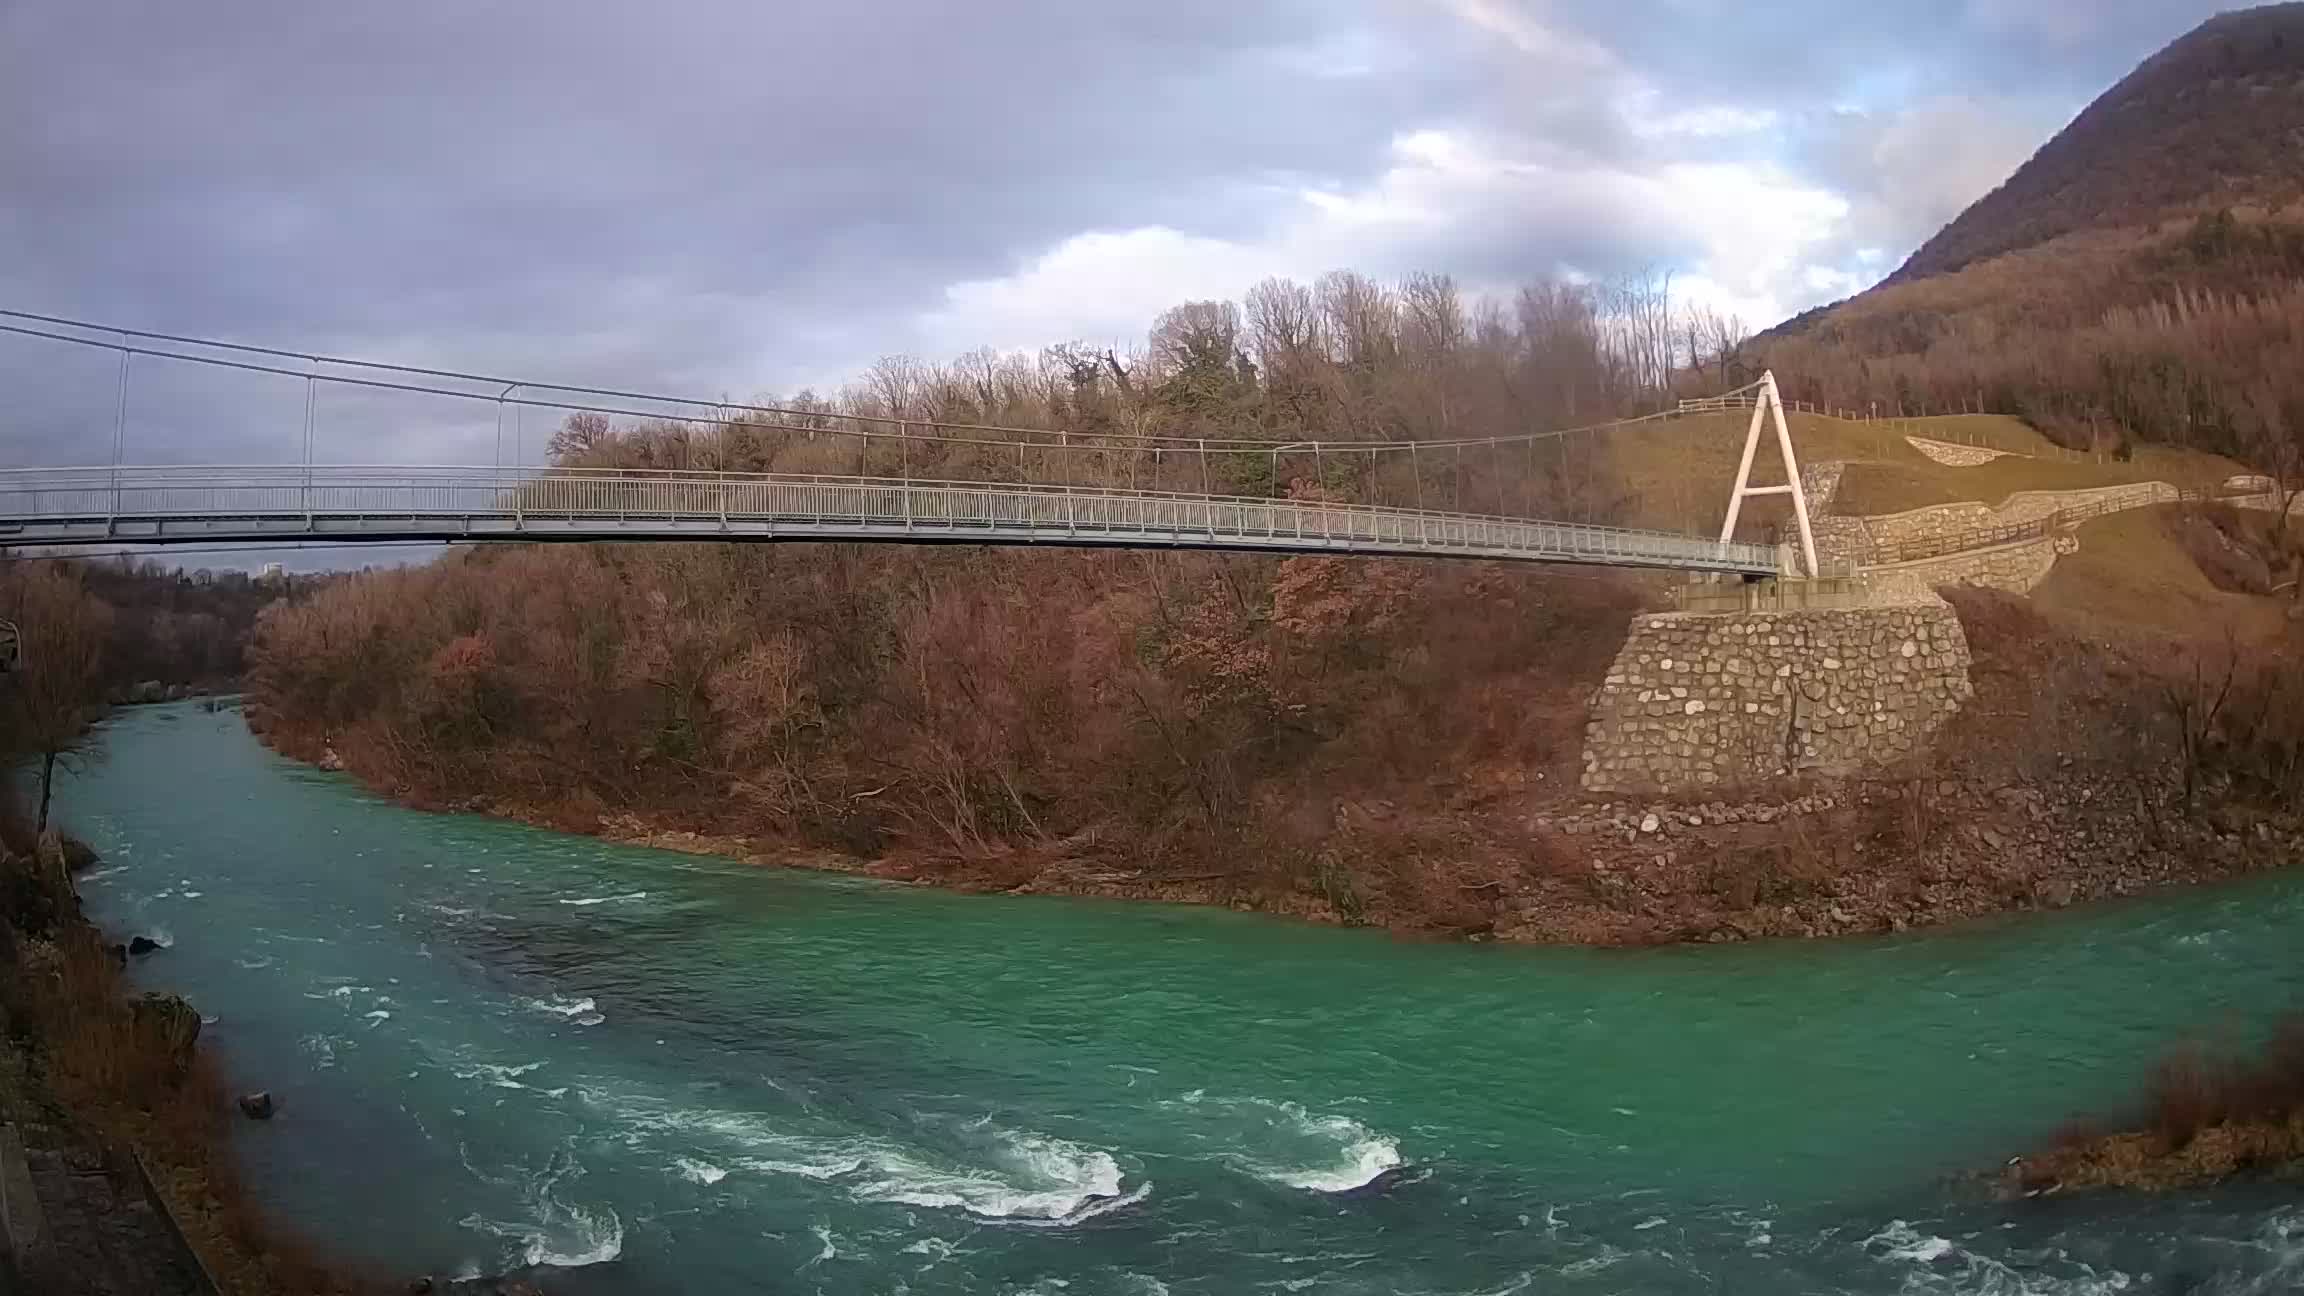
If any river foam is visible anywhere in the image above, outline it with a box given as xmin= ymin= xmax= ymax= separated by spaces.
xmin=522 ymin=994 xmax=604 ymax=1026
xmin=460 ymin=1151 xmax=623 ymax=1272
xmin=581 ymin=1083 xmax=1146 ymax=1225
xmin=674 ymin=1157 xmax=728 ymax=1185
xmin=557 ymin=891 xmax=648 ymax=907
xmin=1168 ymin=1092 xmax=1404 ymax=1193
xmin=850 ymin=1129 xmax=1144 ymax=1223
xmin=1858 ymin=1219 xmax=2148 ymax=1294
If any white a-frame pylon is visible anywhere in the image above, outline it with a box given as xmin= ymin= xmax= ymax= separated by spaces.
xmin=1717 ymin=370 xmax=1819 ymax=578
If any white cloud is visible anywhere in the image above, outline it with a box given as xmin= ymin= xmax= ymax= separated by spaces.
xmin=1431 ymin=0 xmax=1616 ymax=67
xmin=1625 ymin=99 xmax=1781 ymax=142
xmin=912 ymin=128 xmax=1853 ymax=359
xmin=1808 ymin=95 xmax=2057 ymax=256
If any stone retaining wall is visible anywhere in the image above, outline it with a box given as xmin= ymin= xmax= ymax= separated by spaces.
xmin=1862 ymin=535 xmax=2066 ymax=603
xmin=1581 ymin=604 xmax=1973 ymax=794
xmin=1793 ymin=462 xmax=1877 ymax=567
xmin=1862 ymin=482 xmax=2175 ymax=549
xmin=1906 ymin=437 xmax=2011 ymax=466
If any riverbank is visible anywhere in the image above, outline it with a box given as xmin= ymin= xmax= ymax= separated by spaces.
xmin=242 ymin=538 xmax=2304 ymax=946
xmin=244 ymin=716 xmax=2299 ymax=948
xmin=244 ymin=587 xmax=2304 ymax=947
xmin=1994 ymin=1021 xmax=2304 ymax=1196
xmin=62 ymin=699 xmax=2304 ymax=1290
xmin=0 ymin=835 xmax=376 ymax=1294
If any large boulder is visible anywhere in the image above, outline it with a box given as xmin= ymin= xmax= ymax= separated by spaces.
xmin=57 ymin=837 xmax=99 ymax=874
xmin=126 ymin=935 xmax=163 ymax=956
xmin=237 ymin=1091 xmax=276 ymax=1120
xmin=129 ymin=994 xmax=202 ymax=1077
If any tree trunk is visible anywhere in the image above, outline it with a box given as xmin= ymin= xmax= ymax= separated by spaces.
xmin=36 ymin=750 xmax=55 ymax=837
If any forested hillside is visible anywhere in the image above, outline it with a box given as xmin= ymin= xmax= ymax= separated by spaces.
xmin=1758 ymin=5 xmax=2304 ymax=464
xmin=247 ymin=269 xmax=1725 ymax=931
xmin=1894 ymin=5 xmax=2304 ymax=284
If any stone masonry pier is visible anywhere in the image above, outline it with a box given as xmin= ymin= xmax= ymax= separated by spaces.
xmin=1581 ymin=604 xmax=1974 ymax=794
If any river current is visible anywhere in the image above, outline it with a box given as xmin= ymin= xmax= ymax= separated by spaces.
xmin=54 ymin=701 xmax=2304 ymax=1293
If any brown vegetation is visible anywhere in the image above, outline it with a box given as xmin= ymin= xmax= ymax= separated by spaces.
xmin=243 ymin=264 xmax=1788 ymax=934
xmin=2007 ymin=1019 xmax=2304 ymax=1194
xmin=1 ymin=565 xmax=114 ymax=835
xmin=1760 ymin=227 xmax=2304 ymax=461
xmin=0 ymin=557 xmax=299 ymax=839
xmin=250 ymin=540 xmax=1648 ymax=933
xmin=77 ymin=558 xmax=287 ymax=692
xmin=242 ymin=225 xmax=2304 ymax=943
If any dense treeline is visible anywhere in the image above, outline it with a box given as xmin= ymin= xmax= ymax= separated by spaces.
xmin=0 ymin=557 xmax=289 ymax=834
xmin=543 ymin=268 xmax=1743 ymax=465
xmin=249 ymin=267 xmax=1735 ymax=927
xmin=249 ymin=540 xmax=1641 ymax=925
xmin=77 ymin=558 xmax=284 ymax=690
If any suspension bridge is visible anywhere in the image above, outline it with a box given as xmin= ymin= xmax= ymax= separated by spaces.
xmin=0 ymin=312 xmax=1812 ymax=576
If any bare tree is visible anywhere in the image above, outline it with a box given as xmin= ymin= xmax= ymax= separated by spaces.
xmin=546 ymin=411 xmax=613 ymax=463
xmin=2237 ymin=378 xmax=2303 ymax=541
xmin=1681 ymin=303 xmax=1752 ymax=384
xmin=1515 ymin=278 xmax=1607 ymax=421
xmin=0 ymin=565 xmax=113 ymax=837
xmin=1317 ymin=270 xmax=1398 ymax=371
xmin=1149 ymin=300 xmax=1244 ymax=378
xmin=1599 ymin=269 xmax=1676 ymax=399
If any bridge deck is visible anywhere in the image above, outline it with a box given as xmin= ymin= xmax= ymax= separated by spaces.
xmin=0 ymin=467 xmax=1780 ymax=575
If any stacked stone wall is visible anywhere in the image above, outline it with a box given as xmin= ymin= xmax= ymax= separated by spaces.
xmin=1862 ymin=482 xmax=2175 ymax=550
xmin=1581 ymin=605 xmax=1973 ymax=794
xmin=1862 ymin=535 xmax=2065 ymax=603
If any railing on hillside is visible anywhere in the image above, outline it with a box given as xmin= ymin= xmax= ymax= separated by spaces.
xmin=1677 ymin=395 xmax=2111 ymax=464
xmin=1856 ymin=484 xmax=2227 ymax=567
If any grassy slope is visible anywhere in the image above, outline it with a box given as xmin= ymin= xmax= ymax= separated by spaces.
xmin=1607 ymin=411 xmax=2243 ymax=534
xmin=1833 ymin=444 xmax=2244 ymax=516
xmin=2031 ymin=505 xmax=2294 ymax=649
xmin=1613 ymin=410 xmax=2278 ymax=646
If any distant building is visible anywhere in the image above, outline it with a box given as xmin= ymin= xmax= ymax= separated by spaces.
xmin=258 ymin=562 xmax=286 ymax=583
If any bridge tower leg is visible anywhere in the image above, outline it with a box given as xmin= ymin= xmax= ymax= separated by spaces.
xmin=1717 ymin=370 xmax=1820 ymax=578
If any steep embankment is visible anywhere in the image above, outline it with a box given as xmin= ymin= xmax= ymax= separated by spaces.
xmin=0 ymin=836 xmax=376 ymax=1294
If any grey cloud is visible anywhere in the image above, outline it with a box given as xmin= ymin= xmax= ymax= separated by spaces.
xmin=0 ymin=0 xmax=2244 ymax=475
xmin=1532 ymin=0 xmax=2226 ymax=109
xmin=2 ymin=0 xmax=1460 ymax=465
xmin=1796 ymin=97 xmax=2066 ymax=259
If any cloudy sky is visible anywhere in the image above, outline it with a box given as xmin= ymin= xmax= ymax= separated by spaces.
xmin=0 ymin=0 xmax=2235 ymax=467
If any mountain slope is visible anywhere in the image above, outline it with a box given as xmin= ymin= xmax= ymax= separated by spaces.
xmin=1892 ymin=3 xmax=2304 ymax=284
xmin=1753 ymin=6 xmax=2304 ymax=460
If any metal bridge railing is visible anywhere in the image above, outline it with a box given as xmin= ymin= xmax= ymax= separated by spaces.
xmin=0 ymin=465 xmax=1782 ymax=574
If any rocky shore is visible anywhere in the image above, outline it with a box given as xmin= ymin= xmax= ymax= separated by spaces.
xmin=1 ymin=829 xmax=587 ymax=1296
xmin=0 ymin=833 xmax=377 ymax=1294
xmin=365 ymin=756 xmax=2294 ymax=951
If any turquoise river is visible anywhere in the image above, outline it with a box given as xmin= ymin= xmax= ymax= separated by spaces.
xmin=56 ymin=702 xmax=2304 ymax=1293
